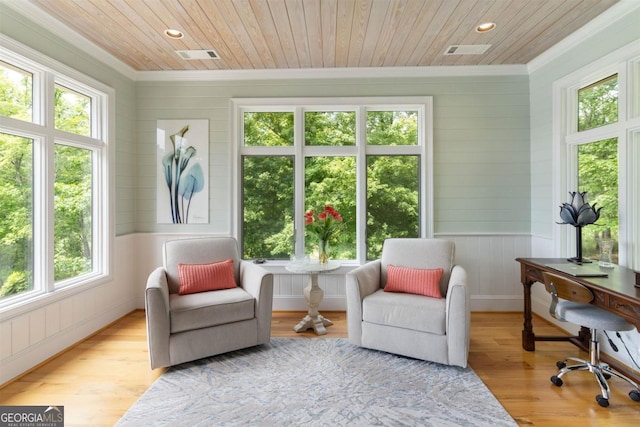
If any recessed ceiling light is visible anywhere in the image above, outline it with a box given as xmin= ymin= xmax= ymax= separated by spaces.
xmin=475 ymin=22 xmax=496 ymax=33
xmin=164 ymin=29 xmax=184 ymax=39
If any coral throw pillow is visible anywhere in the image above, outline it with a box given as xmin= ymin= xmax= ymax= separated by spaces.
xmin=384 ymin=265 xmax=444 ymax=298
xmin=178 ymin=259 xmax=237 ymax=295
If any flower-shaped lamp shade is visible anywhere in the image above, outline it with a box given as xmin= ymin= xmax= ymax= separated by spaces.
xmin=558 ymin=191 xmax=602 ymax=227
xmin=558 ymin=191 xmax=603 ymax=264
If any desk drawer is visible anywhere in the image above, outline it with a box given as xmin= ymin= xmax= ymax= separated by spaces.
xmin=608 ymin=295 xmax=640 ymax=324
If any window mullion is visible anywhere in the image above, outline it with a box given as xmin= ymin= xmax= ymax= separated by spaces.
xmin=303 ymin=146 xmax=357 ymax=156
xmin=294 ymin=106 xmax=305 ymax=256
xmin=91 ymin=147 xmax=103 ymax=274
xmin=42 ymin=72 xmax=56 ymax=291
xmin=420 ymin=101 xmax=432 ymax=238
xmin=617 ymin=129 xmax=628 ymax=265
xmin=356 ymin=106 xmax=367 ymax=264
xmin=566 ymin=122 xmax=620 ymax=145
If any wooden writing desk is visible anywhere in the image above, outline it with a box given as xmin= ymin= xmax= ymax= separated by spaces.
xmin=516 ymin=258 xmax=640 ymax=381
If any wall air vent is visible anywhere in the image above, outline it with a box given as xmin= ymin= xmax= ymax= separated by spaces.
xmin=175 ymin=49 xmax=220 ymax=60
xmin=444 ymin=44 xmax=491 ymax=55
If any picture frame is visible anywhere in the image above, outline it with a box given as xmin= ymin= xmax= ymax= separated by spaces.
xmin=156 ymin=119 xmax=209 ymax=224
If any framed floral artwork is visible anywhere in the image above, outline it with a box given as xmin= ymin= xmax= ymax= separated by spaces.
xmin=156 ymin=120 xmax=209 ymax=224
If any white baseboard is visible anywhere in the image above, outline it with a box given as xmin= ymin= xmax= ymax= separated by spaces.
xmin=470 ymin=296 xmax=523 ymax=312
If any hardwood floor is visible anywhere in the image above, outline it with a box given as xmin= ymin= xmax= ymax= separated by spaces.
xmin=1 ymin=310 xmax=639 ymax=426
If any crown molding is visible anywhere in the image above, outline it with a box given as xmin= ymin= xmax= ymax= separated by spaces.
xmin=135 ymin=64 xmax=528 ymax=82
xmin=527 ymin=0 xmax=640 ymax=74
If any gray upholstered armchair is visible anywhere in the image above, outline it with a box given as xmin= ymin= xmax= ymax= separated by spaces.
xmin=346 ymin=238 xmax=470 ymax=367
xmin=145 ymin=237 xmax=273 ymax=369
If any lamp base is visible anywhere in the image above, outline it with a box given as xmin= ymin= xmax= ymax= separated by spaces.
xmin=567 ymin=257 xmax=592 ymax=265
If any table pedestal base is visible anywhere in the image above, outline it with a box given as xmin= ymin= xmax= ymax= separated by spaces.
xmin=294 ymin=271 xmax=333 ymax=335
xmin=294 ymin=314 xmax=333 ymax=335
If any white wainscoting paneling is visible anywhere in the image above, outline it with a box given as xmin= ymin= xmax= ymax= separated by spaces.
xmin=0 ymin=235 xmax=137 ymax=385
xmin=272 ymin=271 xmax=347 ymax=311
xmin=437 ymin=234 xmax=531 ymax=311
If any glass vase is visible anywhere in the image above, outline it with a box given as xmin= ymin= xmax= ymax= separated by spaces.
xmin=319 ymin=239 xmax=329 ymax=264
xmin=598 ymin=238 xmax=615 ymax=269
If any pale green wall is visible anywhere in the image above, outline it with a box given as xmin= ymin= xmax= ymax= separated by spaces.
xmin=529 ymin=7 xmax=640 ymax=238
xmin=0 ymin=4 xmax=137 ymax=235
xmin=136 ymin=75 xmax=530 ymax=234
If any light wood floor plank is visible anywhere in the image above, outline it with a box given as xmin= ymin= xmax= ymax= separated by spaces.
xmin=1 ymin=311 xmax=639 ymax=426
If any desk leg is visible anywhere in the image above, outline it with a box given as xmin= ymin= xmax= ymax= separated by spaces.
xmin=522 ymin=279 xmax=536 ymax=351
xmin=294 ymin=273 xmax=333 ymax=335
xmin=521 ymin=277 xmax=590 ymax=351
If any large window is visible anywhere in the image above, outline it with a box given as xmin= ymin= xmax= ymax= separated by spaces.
xmin=558 ymin=44 xmax=640 ymax=268
xmin=234 ymin=98 xmax=432 ymax=263
xmin=575 ymin=75 xmax=620 ymax=262
xmin=0 ymin=38 xmax=111 ymax=309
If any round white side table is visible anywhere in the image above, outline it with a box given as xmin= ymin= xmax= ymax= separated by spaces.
xmin=285 ymin=260 xmax=341 ymax=335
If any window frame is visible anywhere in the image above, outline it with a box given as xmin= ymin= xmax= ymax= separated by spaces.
xmin=553 ymin=40 xmax=640 ymax=268
xmin=232 ymin=97 xmax=433 ymax=265
xmin=0 ymin=35 xmax=114 ymax=313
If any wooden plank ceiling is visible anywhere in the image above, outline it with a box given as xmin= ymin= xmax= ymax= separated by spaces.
xmin=28 ymin=0 xmax=620 ymax=72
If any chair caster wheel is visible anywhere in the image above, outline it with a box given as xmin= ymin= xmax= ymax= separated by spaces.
xmin=630 ymin=390 xmax=640 ymax=402
xmin=551 ymin=375 xmax=563 ymax=387
xmin=556 ymin=361 xmax=566 ymax=369
xmin=596 ymin=395 xmax=609 ymax=407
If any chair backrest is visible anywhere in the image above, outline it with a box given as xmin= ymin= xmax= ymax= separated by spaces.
xmin=163 ymin=237 xmax=241 ymax=294
xmin=541 ymin=271 xmax=594 ymax=319
xmin=380 ymin=238 xmax=455 ymax=297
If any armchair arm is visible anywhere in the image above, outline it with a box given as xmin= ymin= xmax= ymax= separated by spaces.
xmin=445 ymin=264 xmax=470 ymax=367
xmin=346 ymin=260 xmax=382 ymax=345
xmin=145 ymin=267 xmax=171 ymax=369
xmin=239 ymin=261 xmax=274 ymax=344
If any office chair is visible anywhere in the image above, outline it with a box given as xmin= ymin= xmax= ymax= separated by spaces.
xmin=542 ymin=271 xmax=640 ymax=407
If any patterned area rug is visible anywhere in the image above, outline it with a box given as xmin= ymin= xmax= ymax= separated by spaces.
xmin=117 ymin=338 xmax=517 ymax=426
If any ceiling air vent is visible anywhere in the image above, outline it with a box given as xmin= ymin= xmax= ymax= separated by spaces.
xmin=444 ymin=44 xmax=491 ymax=55
xmin=175 ymin=49 xmax=220 ymax=60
